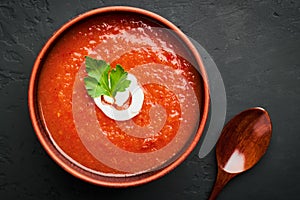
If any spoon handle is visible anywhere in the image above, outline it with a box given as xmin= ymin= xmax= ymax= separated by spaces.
xmin=208 ymin=167 xmax=237 ymax=200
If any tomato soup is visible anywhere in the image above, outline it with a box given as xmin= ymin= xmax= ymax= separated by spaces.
xmin=37 ymin=12 xmax=204 ymax=176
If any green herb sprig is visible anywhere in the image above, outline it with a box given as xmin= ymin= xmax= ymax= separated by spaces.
xmin=84 ymin=56 xmax=131 ymax=98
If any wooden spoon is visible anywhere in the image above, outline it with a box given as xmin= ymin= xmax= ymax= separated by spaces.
xmin=208 ymin=107 xmax=272 ymax=200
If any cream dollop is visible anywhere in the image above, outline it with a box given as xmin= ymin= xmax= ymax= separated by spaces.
xmin=94 ymin=73 xmax=144 ymax=121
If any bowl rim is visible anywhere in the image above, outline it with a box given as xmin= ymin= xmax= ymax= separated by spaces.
xmin=28 ymin=6 xmax=209 ymax=187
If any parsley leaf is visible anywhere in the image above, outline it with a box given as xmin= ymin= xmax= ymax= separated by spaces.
xmin=110 ymin=64 xmax=132 ymax=97
xmin=84 ymin=56 xmax=131 ymax=99
xmin=84 ymin=76 xmax=111 ymax=98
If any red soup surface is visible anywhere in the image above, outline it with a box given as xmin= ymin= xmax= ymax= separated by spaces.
xmin=38 ymin=13 xmax=204 ymax=176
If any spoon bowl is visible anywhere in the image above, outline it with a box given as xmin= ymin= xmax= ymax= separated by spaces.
xmin=209 ymin=107 xmax=272 ymax=200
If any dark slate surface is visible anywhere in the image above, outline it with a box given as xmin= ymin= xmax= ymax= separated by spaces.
xmin=0 ymin=0 xmax=299 ymax=199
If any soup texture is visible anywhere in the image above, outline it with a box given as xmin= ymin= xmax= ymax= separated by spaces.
xmin=38 ymin=13 xmax=203 ymax=176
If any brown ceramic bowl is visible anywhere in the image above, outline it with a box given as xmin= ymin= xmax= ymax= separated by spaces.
xmin=28 ymin=6 xmax=209 ymax=187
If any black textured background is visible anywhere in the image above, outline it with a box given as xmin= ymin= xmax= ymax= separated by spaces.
xmin=1 ymin=0 xmax=299 ymax=199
